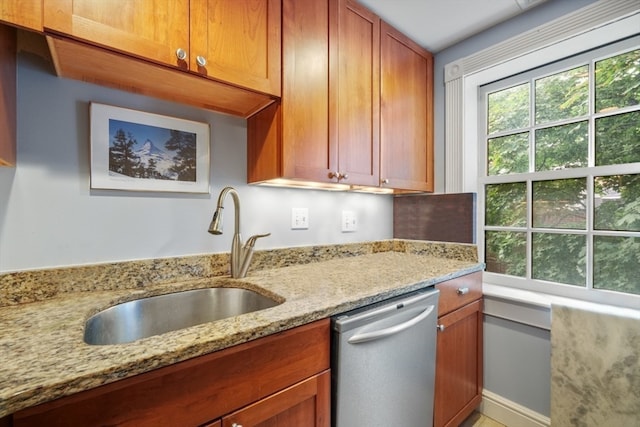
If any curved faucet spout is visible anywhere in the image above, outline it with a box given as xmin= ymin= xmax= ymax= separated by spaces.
xmin=208 ymin=186 xmax=240 ymax=236
xmin=208 ymin=187 xmax=269 ymax=278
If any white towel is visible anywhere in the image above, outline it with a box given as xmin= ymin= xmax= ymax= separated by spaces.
xmin=550 ymin=303 xmax=640 ymax=426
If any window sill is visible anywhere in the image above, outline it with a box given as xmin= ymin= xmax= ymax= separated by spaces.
xmin=483 ymin=283 xmax=640 ymax=330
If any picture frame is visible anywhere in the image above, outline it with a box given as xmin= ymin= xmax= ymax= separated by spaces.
xmin=90 ymin=103 xmax=210 ymax=193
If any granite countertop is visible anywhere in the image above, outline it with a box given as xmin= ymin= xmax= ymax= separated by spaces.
xmin=0 ymin=239 xmax=482 ymax=418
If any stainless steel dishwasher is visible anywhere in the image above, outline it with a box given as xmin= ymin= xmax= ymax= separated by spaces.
xmin=331 ymin=288 xmax=439 ymax=427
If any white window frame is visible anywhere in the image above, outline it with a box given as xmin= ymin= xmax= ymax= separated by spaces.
xmin=444 ymin=0 xmax=640 ymax=309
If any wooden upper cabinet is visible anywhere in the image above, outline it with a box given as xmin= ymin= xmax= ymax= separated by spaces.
xmin=191 ymin=0 xmax=281 ymax=96
xmin=248 ymin=0 xmax=335 ymax=185
xmin=380 ymin=21 xmax=434 ymax=192
xmin=249 ymin=0 xmax=380 ymax=188
xmin=335 ymin=0 xmax=380 ymax=187
xmin=43 ymin=0 xmax=190 ymax=67
xmin=0 ymin=25 xmax=16 ymax=167
xmin=43 ymin=0 xmax=281 ymax=96
xmin=248 ymin=0 xmax=433 ymax=192
xmin=0 ymin=0 xmax=42 ymax=31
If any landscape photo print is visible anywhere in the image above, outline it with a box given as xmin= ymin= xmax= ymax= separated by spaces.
xmin=90 ymin=103 xmax=210 ymax=193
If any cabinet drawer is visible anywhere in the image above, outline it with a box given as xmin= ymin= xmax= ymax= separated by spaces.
xmin=435 ymin=271 xmax=482 ymax=316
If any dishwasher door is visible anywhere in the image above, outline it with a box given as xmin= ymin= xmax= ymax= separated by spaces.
xmin=331 ymin=288 xmax=439 ymax=427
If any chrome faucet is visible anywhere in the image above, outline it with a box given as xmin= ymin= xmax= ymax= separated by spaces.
xmin=208 ymin=186 xmax=270 ymax=278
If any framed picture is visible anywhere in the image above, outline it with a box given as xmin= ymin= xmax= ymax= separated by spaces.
xmin=90 ymin=103 xmax=210 ymax=193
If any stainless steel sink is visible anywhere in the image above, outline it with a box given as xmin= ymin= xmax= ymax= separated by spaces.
xmin=84 ymin=287 xmax=281 ymax=345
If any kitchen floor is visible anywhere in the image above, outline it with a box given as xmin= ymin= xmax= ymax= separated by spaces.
xmin=461 ymin=411 xmax=506 ymax=427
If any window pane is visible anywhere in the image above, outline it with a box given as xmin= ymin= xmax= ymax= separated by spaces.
xmin=594 ymin=236 xmax=640 ymax=295
xmin=488 ymin=132 xmax=529 ymax=175
xmin=535 ymin=121 xmax=588 ymax=171
xmin=594 ymin=174 xmax=640 ymax=232
xmin=535 ymin=65 xmax=588 ymax=124
xmin=533 ymin=178 xmax=586 ymax=229
xmin=595 ymin=48 xmax=640 ymax=112
xmin=485 ymin=231 xmax=526 ymax=276
xmin=487 ymin=83 xmax=530 ymax=134
xmin=486 ymin=183 xmax=527 ymax=227
xmin=532 ymin=233 xmax=586 ymax=286
xmin=595 ymin=111 xmax=640 ymax=166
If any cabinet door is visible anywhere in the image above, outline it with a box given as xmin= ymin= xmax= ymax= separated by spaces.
xmin=0 ymin=25 xmax=16 ymax=167
xmin=434 ymin=299 xmax=484 ymax=427
xmin=380 ymin=22 xmax=434 ymax=192
xmin=222 ymin=371 xmax=331 ymax=427
xmin=0 ymin=0 xmax=42 ymax=30
xmin=247 ymin=0 xmax=334 ymax=184
xmin=335 ymin=0 xmax=379 ymax=187
xmin=191 ymin=0 xmax=281 ymax=96
xmin=43 ymin=0 xmax=189 ymax=67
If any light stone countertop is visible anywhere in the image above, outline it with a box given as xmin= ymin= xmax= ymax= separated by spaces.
xmin=0 ymin=240 xmax=482 ymax=418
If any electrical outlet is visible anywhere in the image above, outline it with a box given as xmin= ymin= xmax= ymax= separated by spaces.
xmin=342 ymin=210 xmax=357 ymax=232
xmin=291 ymin=208 xmax=309 ymax=229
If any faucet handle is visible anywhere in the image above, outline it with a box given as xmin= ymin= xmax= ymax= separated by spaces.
xmin=245 ymin=233 xmax=271 ymax=248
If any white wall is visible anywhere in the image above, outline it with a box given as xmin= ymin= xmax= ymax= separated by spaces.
xmin=0 ymin=41 xmax=393 ymax=273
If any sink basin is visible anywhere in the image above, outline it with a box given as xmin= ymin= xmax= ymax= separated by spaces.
xmin=84 ymin=287 xmax=281 ymax=345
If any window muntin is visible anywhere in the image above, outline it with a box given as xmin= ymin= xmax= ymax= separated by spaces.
xmin=480 ymin=40 xmax=640 ymax=302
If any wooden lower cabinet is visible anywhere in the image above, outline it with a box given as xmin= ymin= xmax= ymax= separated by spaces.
xmin=434 ymin=272 xmax=483 ymax=427
xmin=12 ymin=319 xmax=330 ymax=427
xmin=222 ymin=370 xmax=330 ymax=427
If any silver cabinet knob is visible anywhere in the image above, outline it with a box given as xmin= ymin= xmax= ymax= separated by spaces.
xmin=329 ymin=172 xmax=349 ymax=181
xmin=381 ymin=178 xmax=389 ymax=184
xmin=457 ymin=287 xmax=470 ymax=295
xmin=436 ymin=324 xmax=445 ymax=332
xmin=232 ymin=424 xmax=243 ymax=427
xmin=196 ymin=55 xmax=207 ymax=67
xmin=175 ymin=48 xmax=187 ymax=60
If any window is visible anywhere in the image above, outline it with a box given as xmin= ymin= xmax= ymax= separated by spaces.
xmin=479 ymin=36 xmax=640 ymax=306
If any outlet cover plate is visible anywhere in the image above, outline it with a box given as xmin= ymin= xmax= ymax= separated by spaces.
xmin=291 ymin=208 xmax=309 ymax=229
xmin=342 ymin=210 xmax=357 ymax=232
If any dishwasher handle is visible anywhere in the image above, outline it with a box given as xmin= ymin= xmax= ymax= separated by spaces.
xmin=347 ymin=305 xmax=435 ymax=344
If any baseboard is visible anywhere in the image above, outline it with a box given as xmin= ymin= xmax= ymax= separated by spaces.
xmin=480 ymin=389 xmax=550 ymax=427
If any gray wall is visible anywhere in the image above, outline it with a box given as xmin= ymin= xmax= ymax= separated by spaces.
xmin=432 ymin=0 xmax=598 ymax=418
xmin=484 ymin=316 xmax=551 ymax=416
xmin=0 ymin=38 xmax=392 ymax=273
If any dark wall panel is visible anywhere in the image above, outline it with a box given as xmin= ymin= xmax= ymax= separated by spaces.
xmin=393 ymin=193 xmax=476 ymax=244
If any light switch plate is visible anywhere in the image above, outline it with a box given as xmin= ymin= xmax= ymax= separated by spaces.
xmin=342 ymin=210 xmax=357 ymax=232
xmin=291 ymin=208 xmax=309 ymax=229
